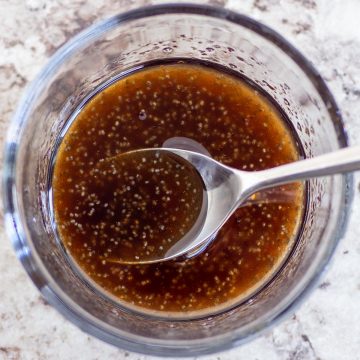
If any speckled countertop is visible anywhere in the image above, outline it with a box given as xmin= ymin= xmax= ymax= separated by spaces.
xmin=1 ymin=0 xmax=360 ymax=359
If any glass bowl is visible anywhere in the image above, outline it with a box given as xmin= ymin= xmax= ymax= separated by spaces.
xmin=3 ymin=3 xmax=352 ymax=356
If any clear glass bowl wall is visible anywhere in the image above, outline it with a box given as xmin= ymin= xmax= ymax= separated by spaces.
xmin=3 ymin=5 xmax=351 ymax=356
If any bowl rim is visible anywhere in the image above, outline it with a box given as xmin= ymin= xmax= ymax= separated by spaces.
xmin=2 ymin=2 xmax=353 ymax=357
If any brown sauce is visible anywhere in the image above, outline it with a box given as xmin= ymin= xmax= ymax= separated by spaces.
xmin=53 ymin=63 xmax=304 ymax=314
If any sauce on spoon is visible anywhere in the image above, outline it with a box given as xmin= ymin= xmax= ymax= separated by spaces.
xmin=92 ymin=149 xmax=204 ymax=263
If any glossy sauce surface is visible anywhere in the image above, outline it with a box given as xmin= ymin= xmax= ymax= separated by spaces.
xmin=53 ymin=63 xmax=304 ymax=313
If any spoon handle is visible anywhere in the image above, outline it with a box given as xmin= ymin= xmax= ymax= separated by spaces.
xmin=251 ymin=145 xmax=360 ymax=190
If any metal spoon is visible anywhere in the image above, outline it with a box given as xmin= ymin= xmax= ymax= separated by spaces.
xmin=106 ymin=145 xmax=360 ymax=265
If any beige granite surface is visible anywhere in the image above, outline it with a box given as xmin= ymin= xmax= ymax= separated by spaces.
xmin=1 ymin=0 xmax=360 ymax=359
